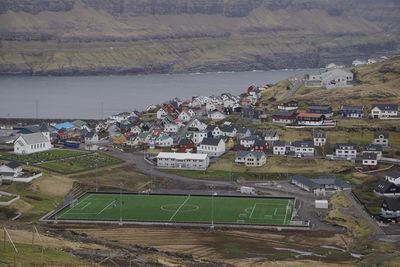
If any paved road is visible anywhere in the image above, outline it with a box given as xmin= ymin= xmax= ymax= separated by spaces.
xmin=286 ymin=75 xmax=305 ymax=97
xmin=106 ymin=149 xmax=235 ymax=187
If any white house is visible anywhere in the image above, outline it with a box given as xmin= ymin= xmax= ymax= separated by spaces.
xmin=240 ymin=136 xmax=260 ymax=148
xmin=14 ymin=132 xmax=52 ymax=155
xmin=273 ymin=141 xmax=287 ymax=155
xmin=156 ymin=108 xmax=168 ymax=119
xmin=157 ymin=152 xmax=209 ymax=170
xmin=208 ymin=111 xmax=226 ymax=121
xmin=264 ymin=130 xmax=279 ymax=142
xmin=386 ymin=172 xmax=400 ymax=186
xmin=197 ymin=138 xmax=226 ymax=157
xmin=85 ymin=132 xmax=99 ymax=144
xmin=291 ymin=141 xmax=315 ymax=157
xmin=0 ymin=161 xmax=22 ymax=178
xmin=188 ymin=119 xmax=207 ymax=131
xmin=221 ymin=125 xmax=237 ymax=138
xmin=206 ymin=102 xmax=217 ymax=112
xmin=178 ymin=110 xmax=192 ymax=122
xmin=313 ymin=131 xmax=327 ymax=147
xmin=362 ymin=153 xmax=378 ymax=170
xmin=381 ymin=198 xmax=400 ymax=219
xmin=130 ymin=126 xmax=142 ymax=135
xmin=371 ymin=104 xmax=398 ymax=119
xmin=373 ymin=132 xmax=389 ymax=147
xmin=235 ymin=151 xmax=266 ymax=167
xmin=223 ymin=98 xmax=237 ymax=108
xmin=335 ymin=144 xmax=357 ymax=159
xmin=306 ymin=68 xmax=354 ymax=89
xmin=192 ymin=131 xmax=209 ymax=145
xmin=362 ymin=144 xmax=383 ymax=160
xmin=109 ymin=112 xmax=130 ymax=123
xmin=154 ymin=135 xmax=174 ymax=148
xmin=206 ymin=125 xmax=223 ymax=138
xmin=125 ymin=136 xmax=140 ymax=147
xmin=164 ymin=123 xmax=179 ymax=133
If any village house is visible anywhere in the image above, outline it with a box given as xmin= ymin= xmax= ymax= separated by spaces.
xmin=154 ymin=135 xmax=174 ymax=148
xmin=235 ymin=151 xmax=267 ymax=167
xmin=241 ymin=107 xmax=267 ymax=123
xmin=386 ymin=172 xmax=400 ymax=185
xmin=335 ymin=143 xmax=357 ymax=159
xmin=178 ymin=110 xmax=192 ymax=123
xmin=175 ymin=139 xmax=196 ymax=153
xmin=130 ymin=126 xmax=142 ymax=135
xmin=236 ymin=127 xmax=252 ymax=140
xmin=273 ymin=141 xmax=288 ymax=155
xmin=240 ymin=136 xmax=261 ymax=148
xmin=208 ymin=110 xmax=227 ymax=121
xmin=84 ymin=132 xmax=99 ymax=144
xmin=371 ymin=104 xmax=399 ymax=119
xmin=291 ymin=141 xmax=315 ymax=157
xmin=291 ymin=175 xmax=351 ymax=196
xmin=164 ymin=123 xmax=179 ymax=133
xmin=156 ymin=108 xmax=168 ymax=119
xmin=0 ymin=161 xmax=22 ymax=178
xmin=192 ymin=130 xmax=210 ymax=145
xmin=296 ymin=112 xmax=325 ymax=126
xmin=72 ymin=120 xmax=91 ymax=132
xmin=373 ymin=132 xmax=389 ymax=147
xmin=125 ymin=136 xmax=140 ymax=147
xmin=206 ymin=125 xmax=223 ymax=138
xmin=313 ymin=131 xmax=327 ymax=147
xmin=305 ymin=68 xmax=354 ymax=89
xmin=197 ymin=138 xmax=226 ymax=157
xmin=272 ymin=111 xmax=297 ymax=124
xmin=221 ymin=125 xmax=237 ymax=138
xmin=109 ymin=112 xmax=131 ymax=123
xmin=277 ymin=101 xmax=298 ymax=111
xmin=308 ymin=105 xmax=333 ymax=118
xmin=374 ymin=181 xmax=400 ymax=197
xmin=341 ymin=105 xmax=364 ymax=118
xmin=188 ymin=119 xmax=207 ymax=131
xmin=138 ymin=132 xmax=151 ymax=144
xmin=14 ymin=132 xmax=52 ymax=155
xmin=156 ymin=152 xmax=209 ymax=171
xmin=362 ymin=153 xmax=378 ymax=170
xmin=362 ymin=144 xmax=383 ymax=160
xmin=381 ymin=198 xmax=400 ymax=219
xmin=263 ymin=130 xmax=279 ymax=143
xmin=253 ymin=139 xmax=268 ymax=152
xmin=223 ymin=98 xmax=237 ymax=108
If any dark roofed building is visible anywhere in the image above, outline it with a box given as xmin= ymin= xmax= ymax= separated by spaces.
xmin=341 ymin=105 xmax=364 ymax=118
xmin=381 ymin=198 xmax=400 ymax=218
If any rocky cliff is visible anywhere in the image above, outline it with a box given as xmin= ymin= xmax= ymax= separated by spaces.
xmin=0 ymin=0 xmax=399 ymax=75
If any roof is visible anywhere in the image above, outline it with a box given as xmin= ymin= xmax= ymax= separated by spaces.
xmin=364 ymin=144 xmax=383 ymax=152
xmin=272 ymin=111 xmax=296 ymax=117
xmin=273 ymin=141 xmax=286 ymax=147
xmin=375 ymin=180 xmax=397 ymax=194
xmin=54 ymin=122 xmax=75 ymax=130
xmin=221 ymin=125 xmax=236 ymax=133
xmin=264 ymin=129 xmax=278 ymax=138
xmin=363 ymin=153 xmax=377 ymax=160
xmin=236 ymin=151 xmax=265 ymax=159
xmin=5 ymin=161 xmax=21 ymax=169
xmin=372 ymin=104 xmax=398 ymax=111
xmin=291 ymin=175 xmax=319 ymax=189
xmin=386 ymin=171 xmax=400 ymax=179
xmin=309 ymin=105 xmax=332 ymax=111
xmin=179 ymin=138 xmax=193 ymax=146
xmin=72 ymin=120 xmax=87 ymax=127
xmin=335 ymin=143 xmax=357 ymax=150
xmin=206 ymin=125 xmax=218 ymax=131
xmin=85 ymin=132 xmax=96 ymax=138
xmin=241 ymin=135 xmax=260 ymax=141
xmin=236 ymin=127 xmax=250 ymax=134
xmin=157 ymin=152 xmax=208 ymax=160
xmin=201 ymin=138 xmax=223 ymax=146
xmin=292 ymin=140 xmax=314 ymax=148
xmin=341 ymin=105 xmax=364 ymax=111
xmin=297 ymin=112 xmax=323 ymax=118
xmin=382 ymin=198 xmax=400 ymax=211
xmin=313 ymin=131 xmax=326 ymax=138
xmin=18 ymin=132 xmax=49 ymax=145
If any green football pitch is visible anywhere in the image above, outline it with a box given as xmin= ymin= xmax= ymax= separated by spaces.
xmin=53 ymin=193 xmax=294 ymax=226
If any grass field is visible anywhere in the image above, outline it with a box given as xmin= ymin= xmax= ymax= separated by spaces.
xmin=38 ymin=152 xmax=123 ymax=174
xmin=53 ymin=193 xmax=294 ymax=226
xmin=0 ymin=149 xmax=89 ymax=164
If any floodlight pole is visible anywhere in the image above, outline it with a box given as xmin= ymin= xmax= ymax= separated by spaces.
xmin=119 ymin=182 xmax=123 ymax=225
xmin=95 ymin=160 xmax=98 ymax=192
xmin=211 ymin=185 xmax=215 ymax=229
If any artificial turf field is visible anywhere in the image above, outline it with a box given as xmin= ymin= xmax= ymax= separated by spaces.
xmin=54 ymin=193 xmax=294 ymax=226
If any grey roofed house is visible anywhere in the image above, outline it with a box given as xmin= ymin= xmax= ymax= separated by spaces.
xmin=341 ymin=105 xmax=364 ymax=112
xmin=72 ymin=120 xmax=87 ymax=128
xmin=221 ymin=125 xmax=236 ymax=133
xmin=374 ymin=180 xmax=400 ymax=194
xmin=291 ymin=175 xmax=320 ymax=190
xmin=236 ymin=151 xmax=265 ymax=160
xmin=363 ymin=153 xmax=377 ymax=160
xmin=372 ymin=104 xmax=398 ymax=111
xmin=364 ymin=144 xmax=383 ymax=152
xmin=386 ymin=171 xmax=400 ymax=179
xmin=291 ymin=174 xmax=351 ymax=191
xmin=272 ymin=110 xmax=295 ymax=117
xmin=178 ymin=138 xmax=193 ymax=145
xmin=85 ymin=132 xmax=96 ymax=138
xmin=19 ymin=132 xmax=49 ymax=145
xmin=5 ymin=161 xmax=21 ymax=169
xmin=200 ymin=137 xmax=222 ymax=146
xmin=264 ymin=129 xmax=278 ymax=138
xmin=236 ymin=127 xmax=252 ymax=134
xmin=241 ymin=135 xmax=261 ymax=141
xmin=309 ymin=105 xmax=332 ymax=114
xmin=292 ymin=140 xmax=314 ymax=148
xmin=313 ymin=131 xmax=326 ymax=138
xmin=206 ymin=125 xmax=218 ymax=131
xmin=382 ymin=198 xmax=400 ymax=212
xmin=374 ymin=132 xmax=389 ymax=139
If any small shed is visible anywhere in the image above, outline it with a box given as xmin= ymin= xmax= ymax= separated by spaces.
xmin=315 ymin=200 xmax=329 ymax=209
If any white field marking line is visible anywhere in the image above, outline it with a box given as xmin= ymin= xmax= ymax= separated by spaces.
xmin=274 ymin=208 xmax=278 ymax=216
xmin=283 ymin=202 xmax=290 ymax=224
xmin=57 ymin=194 xmax=93 ymax=218
xmin=97 ymin=200 xmax=116 ymax=215
xmin=78 ymin=202 xmax=91 ymax=210
xmin=249 ymin=203 xmax=258 ymax=219
xmin=169 ymin=195 xmax=191 ymax=221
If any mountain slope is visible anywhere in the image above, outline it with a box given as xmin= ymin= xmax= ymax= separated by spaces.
xmin=0 ymin=0 xmax=399 ymax=75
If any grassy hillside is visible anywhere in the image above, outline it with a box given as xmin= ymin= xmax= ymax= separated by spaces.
xmin=266 ymin=56 xmax=400 ymax=110
xmin=0 ymin=0 xmax=399 ymax=75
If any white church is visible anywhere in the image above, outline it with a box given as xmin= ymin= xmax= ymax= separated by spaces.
xmin=14 ymin=132 xmax=52 ymax=155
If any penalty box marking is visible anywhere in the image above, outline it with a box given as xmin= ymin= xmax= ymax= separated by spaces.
xmin=248 ymin=202 xmax=290 ymax=220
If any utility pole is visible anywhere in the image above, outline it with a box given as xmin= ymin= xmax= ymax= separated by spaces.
xmin=101 ymin=102 xmax=104 ymax=120
xmin=35 ymin=100 xmax=39 ymax=119
xmin=119 ymin=182 xmax=123 ymax=225
xmin=95 ymin=159 xmax=98 ymax=192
